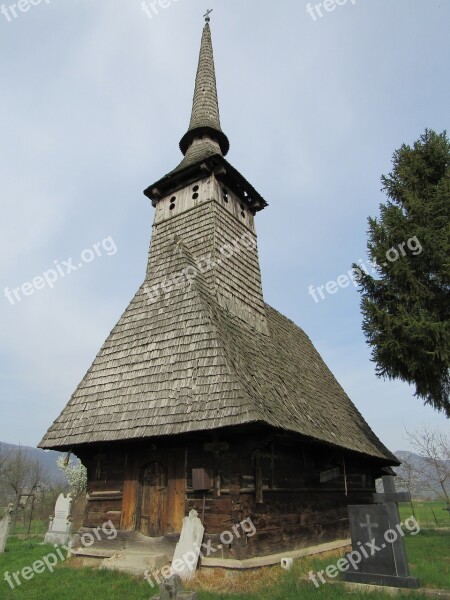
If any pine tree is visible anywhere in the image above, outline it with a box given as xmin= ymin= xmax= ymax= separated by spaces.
xmin=353 ymin=129 xmax=450 ymax=416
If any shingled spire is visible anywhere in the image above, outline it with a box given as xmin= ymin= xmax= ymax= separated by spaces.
xmin=179 ymin=18 xmax=230 ymax=157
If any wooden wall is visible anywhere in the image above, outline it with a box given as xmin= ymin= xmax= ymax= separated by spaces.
xmin=79 ymin=449 xmax=126 ymax=530
xmin=78 ymin=445 xmax=186 ymax=534
xmin=184 ymin=432 xmax=379 ymax=559
xmin=75 ymin=427 xmax=385 ymax=559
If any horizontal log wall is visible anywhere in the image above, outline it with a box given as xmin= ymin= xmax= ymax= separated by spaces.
xmin=79 ymin=448 xmax=127 ymax=529
xmin=75 ymin=428 xmax=383 ymax=559
xmin=185 ymin=434 xmax=378 ymax=558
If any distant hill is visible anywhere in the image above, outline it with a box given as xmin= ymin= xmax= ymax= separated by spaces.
xmin=394 ymin=450 xmax=450 ymax=500
xmin=0 ymin=441 xmax=66 ymax=481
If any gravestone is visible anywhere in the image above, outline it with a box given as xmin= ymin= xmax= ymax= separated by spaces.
xmin=171 ymin=510 xmax=204 ymax=580
xmin=343 ymin=475 xmax=420 ymax=589
xmin=44 ymin=493 xmax=74 ymax=546
xmin=0 ymin=504 xmax=14 ymax=553
xmin=150 ymin=574 xmax=198 ymax=600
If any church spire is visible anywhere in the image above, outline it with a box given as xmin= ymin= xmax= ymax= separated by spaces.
xmin=179 ymin=15 xmax=230 ymax=157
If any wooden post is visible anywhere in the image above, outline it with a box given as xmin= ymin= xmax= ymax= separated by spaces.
xmin=269 ymin=442 xmax=275 ymax=490
xmin=204 ymin=440 xmax=229 ymax=499
xmin=255 ymin=451 xmax=263 ymax=504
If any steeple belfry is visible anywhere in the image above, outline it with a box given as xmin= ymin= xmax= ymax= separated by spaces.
xmin=179 ymin=18 xmax=229 ymax=156
xmin=144 ymin=20 xmax=266 ymax=213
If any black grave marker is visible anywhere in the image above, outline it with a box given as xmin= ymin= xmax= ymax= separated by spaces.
xmin=343 ymin=475 xmax=420 ymax=589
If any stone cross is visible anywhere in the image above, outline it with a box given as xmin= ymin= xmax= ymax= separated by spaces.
xmin=150 ymin=574 xmax=198 ymax=600
xmin=0 ymin=504 xmax=14 ymax=554
xmin=160 ymin=574 xmax=183 ymax=599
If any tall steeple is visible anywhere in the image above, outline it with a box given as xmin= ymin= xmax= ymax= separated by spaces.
xmin=179 ymin=15 xmax=229 ymax=157
xmin=144 ymin=16 xmax=266 ymax=214
xmin=40 ymin=11 xmax=398 ymax=509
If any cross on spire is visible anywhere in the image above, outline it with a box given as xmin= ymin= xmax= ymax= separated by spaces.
xmin=204 ymin=9 xmax=213 ymax=22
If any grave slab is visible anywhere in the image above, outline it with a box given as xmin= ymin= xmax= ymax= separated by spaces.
xmin=0 ymin=504 xmax=14 ymax=553
xmin=342 ymin=475 xmax=420 ymax=589
xmin=171 ymin=510 xmax=204 ymax=580
xmin=44 ymin=493 xmax=74 ymax=546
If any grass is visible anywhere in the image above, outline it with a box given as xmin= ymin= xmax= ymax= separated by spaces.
xmin=403 ymin=529 xmax=450 ymax=589
xmin=399 ymin=501 xmax=450 ymax=528
xmin=0 ymin=537 xmax=151 ymax=600
xmin=0 ymin=514 xmax=448 ymax=600
xmin=192 ymin=529 xmax=448 ymax=600
xmin=9 ymin=519 xmax=48 ymax=536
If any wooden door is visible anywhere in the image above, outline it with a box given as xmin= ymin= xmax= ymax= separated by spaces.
xmin=139 ymin=461 xmax=168 ymax=537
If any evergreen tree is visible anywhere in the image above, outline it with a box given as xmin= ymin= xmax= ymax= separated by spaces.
xmin=353 ymin=129 xmax=450 ymax=416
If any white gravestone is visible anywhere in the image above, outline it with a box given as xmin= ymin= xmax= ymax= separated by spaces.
xmin=44 ymin=493 xmax=74 ymax=546
xmin=0 ymin=504 xmax=14 ymax=553
xmin=171 ymin=510 xmax=204 ymax=580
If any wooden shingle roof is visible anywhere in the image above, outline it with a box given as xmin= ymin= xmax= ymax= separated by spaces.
xmin=179 ymin=22 xmax=229 ymax=156
xmin=39 ymin=19 xmax=396 ymax=466
xmin=39 ymin=239 xmax=396 ymax=463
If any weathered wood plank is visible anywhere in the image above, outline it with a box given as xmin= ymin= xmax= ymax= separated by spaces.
xmin=120 ymin=455 xmax=139 ymax=531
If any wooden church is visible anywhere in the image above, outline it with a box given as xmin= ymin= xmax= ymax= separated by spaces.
xmin=40 ymin=17 xmax=398 ymax=559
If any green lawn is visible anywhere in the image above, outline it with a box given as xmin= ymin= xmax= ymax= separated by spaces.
xmin=194 ymin=530 xmax=447 ymax=600
xmin=0 ymin=525 xmax=448 ymax=599
xmin=403 ymin=529 xmax=450 ymax=589
xmin=0 ymin=538 xmax=151 ymax=600
xmin=9 ymin=519 xmax=48 ymax=536
xmin=399 ymin=500 xmax=450 ymax=528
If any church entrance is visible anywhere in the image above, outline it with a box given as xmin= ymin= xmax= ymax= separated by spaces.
xmin=139 ymin=460 xmax=168 ymax=537
xmin=124 ymin=448 xmax=185 ymax=537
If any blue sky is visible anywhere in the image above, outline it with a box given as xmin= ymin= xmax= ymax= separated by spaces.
xmin=1 ymin=0 xmax=448 ymax=452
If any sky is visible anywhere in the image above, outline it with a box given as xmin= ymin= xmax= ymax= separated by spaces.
xmin=0 ymin=0 xmax=448 ymax=453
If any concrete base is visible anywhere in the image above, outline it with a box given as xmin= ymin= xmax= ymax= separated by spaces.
xmin=44 ymin=532 xmax=74 ymax=546
xmin=151 ymin=595 xmax=197 ymax=600
xmin=201 ymin=538 xmax=351 ymax=570
xmin=343 ymin=571 xmax=420 ymax=589
xmin=71 ymin=530 xmax=351 ymax=578
xmin=101 ymin=551 xmax=170 ymax=577
xmin=343 ymin=582 xmax=450 ymax=598
xmin=71 ymin=529 xmax=177 ymax=577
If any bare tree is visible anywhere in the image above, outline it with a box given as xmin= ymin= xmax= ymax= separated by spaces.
xmin=0 ymin=444 xmax=10 ymax=475
xmin=395 ymin=453 xmax=422 ymax=497
xmin=405 ymin=428 xmax=450 ymax=508
xmin=1 ymin=447 xmax=49 ymax=522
